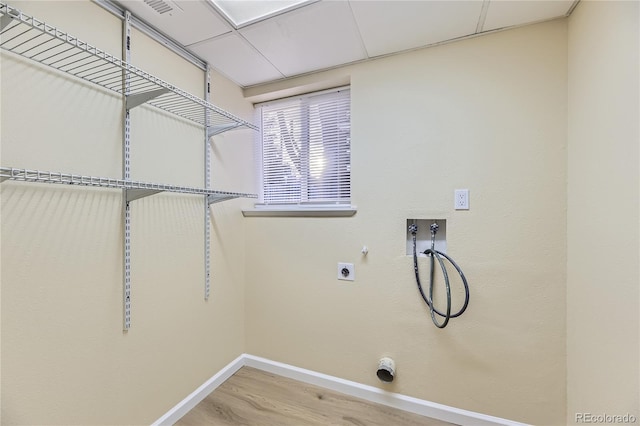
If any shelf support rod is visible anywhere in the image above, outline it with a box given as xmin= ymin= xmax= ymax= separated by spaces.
xmin=125 ymin=88 xmax=170 ymax=110
xmin=122 ymin=10 xmax=132 ymax=331
xmin=204 ymin=65 xmax=212 ymax=301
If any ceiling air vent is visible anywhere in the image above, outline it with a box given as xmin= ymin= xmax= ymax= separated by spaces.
xmin=143 ymin=0 xmax=175 ymax=15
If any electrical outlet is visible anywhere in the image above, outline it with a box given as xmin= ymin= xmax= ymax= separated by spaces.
xmin=337 ymin=263 xmax=355 ymax=281
xmin=455 ymin=189 xmax=469 ymax=210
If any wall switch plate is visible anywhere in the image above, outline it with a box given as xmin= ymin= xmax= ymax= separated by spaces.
xmin=455 ymin=189 xmax=469 ymax=210
xmin=337 ymin=263 xmax=355 ymax=281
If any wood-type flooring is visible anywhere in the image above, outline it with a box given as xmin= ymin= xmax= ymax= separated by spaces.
xmin=176 ymin=366 xmax=454 ymax=426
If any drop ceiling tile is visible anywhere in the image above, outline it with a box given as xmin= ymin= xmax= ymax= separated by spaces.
xmin=115 ymin=0 xmax=232 ymax=45
xmin=350 ymin=0 xmax=484 ymax=57
xmin=187 ymin=33 xmax=284 ymax=87
xmin=483 ymin=0 xmax=574 ymax=32
xmin=239 ymin=1 xmax=367 ymax=77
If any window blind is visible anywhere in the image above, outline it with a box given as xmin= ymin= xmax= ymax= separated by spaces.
xmin=258 ymin=88 xmax=351 ymax=206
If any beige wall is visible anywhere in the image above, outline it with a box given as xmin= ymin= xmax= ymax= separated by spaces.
xmin=3 ymin=1 xmax=637 ymax=425
xmin=245 ymin=20 xmax=568 ymax=425
xmin=0 ymin=1 xmax=253 ymax=424
xmin=567 ymin=0 xmax=640 ymax=423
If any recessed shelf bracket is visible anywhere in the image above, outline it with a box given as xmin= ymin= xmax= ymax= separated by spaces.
xmin=0 ymin=12 xmax=12 ymax=31
xmin=126 ymin=88 xmax=170 ymax=110
xmin=208 ymin=194 xmax=237 ymax=205
xmin=207 ymin=123 xmax=242 ymax=139
xmin=126 ymin=188 xmax=163 ymax=203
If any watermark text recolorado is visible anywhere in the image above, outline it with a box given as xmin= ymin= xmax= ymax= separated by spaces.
xmin=576 ymin=413 xmax=637 ymax=424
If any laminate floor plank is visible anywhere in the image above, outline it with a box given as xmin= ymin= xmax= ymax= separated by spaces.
xmin=176 ymin=367 xmax=454 ymax=426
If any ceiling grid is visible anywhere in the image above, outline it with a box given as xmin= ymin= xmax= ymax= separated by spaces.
xmin=107 ymin=0 xmax=578 ymax=88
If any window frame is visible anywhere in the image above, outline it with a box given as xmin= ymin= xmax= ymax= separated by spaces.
xmin=244 ymin=86 xmax=355 ymax=217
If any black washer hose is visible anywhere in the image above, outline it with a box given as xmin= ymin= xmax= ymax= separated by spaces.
xmin=410 ymin=223 xmax=470 ymax=328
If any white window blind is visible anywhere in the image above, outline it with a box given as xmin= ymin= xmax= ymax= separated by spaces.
xmin=257 ymin=88 xmax=351 ymax=207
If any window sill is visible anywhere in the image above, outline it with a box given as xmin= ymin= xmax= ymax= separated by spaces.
xmin=242 ymin=206 xmax=357 ymax=218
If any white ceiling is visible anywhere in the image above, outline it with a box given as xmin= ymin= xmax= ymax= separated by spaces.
xmin=112 ymin=0 xmax=577 ymax=88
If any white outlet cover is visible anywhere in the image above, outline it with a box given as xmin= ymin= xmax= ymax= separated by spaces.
xmin=455 ymin=189 xmax=469 ymax=210
xmin=337 ymin=262 xmax=355 ymax=281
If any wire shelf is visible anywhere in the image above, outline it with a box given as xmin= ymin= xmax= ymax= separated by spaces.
xmin=0 ymin=167 xmax=257 ymax=204
xmin=0 ymin=2 xmax=257 ymax=133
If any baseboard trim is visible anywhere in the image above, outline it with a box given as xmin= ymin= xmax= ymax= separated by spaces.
xmin=151 ymin=354 xmax=245 ymax=426
xmin=154 ymin=353 xmax=529 ymax=426
xmin=243 ymin=354 xmax=529 ymax=426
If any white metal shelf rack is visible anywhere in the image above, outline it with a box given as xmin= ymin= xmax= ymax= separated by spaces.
xmin=0 ymin=2 xmax=258 ymax=330
xmin=0 ymin=168 xmax=257 ymax=204
xmin=0 ymin=1 xmax=256 ymax=135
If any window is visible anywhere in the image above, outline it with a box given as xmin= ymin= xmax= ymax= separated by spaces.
xmin=255 ymin=87 xmax=351 ymax=210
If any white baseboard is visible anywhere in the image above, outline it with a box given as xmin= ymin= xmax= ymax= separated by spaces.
xmin=151 ymin=354 xmax=245 ymax=426
xmin=243 ymin=354 xmax=529 ymax=426
xmin=154 ymin=353 xmax=529 ymax=426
